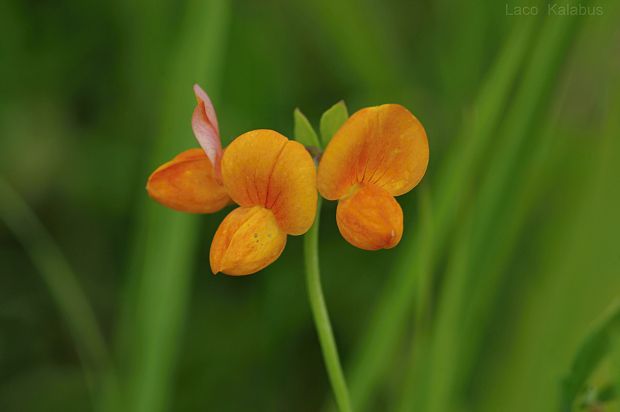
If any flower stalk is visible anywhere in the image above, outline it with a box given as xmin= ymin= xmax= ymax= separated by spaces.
xmin=304 ymin=197 xmax=353 ymax=412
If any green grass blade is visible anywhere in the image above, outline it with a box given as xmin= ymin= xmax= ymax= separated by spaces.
xmin=0 ymin=178 xmax=114 ymax=406
xmin=456 ymin=0 xmax=590 ymax=389
xmin=422 ymin=7 xmax=590 ymax=411
xmin=410 ymin=214 xmax=474 ymax=412
xmin=298 ymin=0 xmax=409 ymax=99
xmin=474 ymin=51 xmax=620 ymax=412
xmin=421 ymin=111 xmax=562 ymax=412
xmin=119 ymin=1 xmax=231 ymax=412
xmin=553 ymin=75 xmax=620 ymax=412
xmin=346 ymin=17 xmax=539 ymax=411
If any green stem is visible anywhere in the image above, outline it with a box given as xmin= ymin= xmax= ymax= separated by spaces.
xmin=304 ymin=198 xmax=353 ymax=412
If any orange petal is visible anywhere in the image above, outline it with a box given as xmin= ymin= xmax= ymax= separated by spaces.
xmin=220 ymin=129 xmax=317 ymax=235
xmin=317 ymin=104 xmax=429 ymax=200
xmin=192 ymin=84 xmax=222 ymax=180
xmin=146 ymin=148 xmax=230 ymax=213
xmin=210 ymin=206 xmax=287 ymax=275
xmin=336 ymin=183 xmax=403 ymax=250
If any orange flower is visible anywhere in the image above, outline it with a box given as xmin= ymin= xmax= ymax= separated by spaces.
xmin=211 ymin=129 xmax=317 ymax=275
xmin=147 ymin=85 xmax=317 ymax=275
xmin=317 ymin=104 xmax=429 ymax=250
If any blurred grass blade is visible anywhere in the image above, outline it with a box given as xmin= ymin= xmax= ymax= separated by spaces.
xmin=0 ymin=178 xmax=114 ymax=405
xmin=294 ymin=108 xmax=321 ymax=148
xmin=410 ymin=213 xmax=473 ymax=412
xmin=299 ymin=0 xmax=408 ymax=98
xmin=119 ymin=1 xmax=231 ymax=412
xmin=345 ymin=16 xmax=539 ymax=411
xmin=456 ymin=0 xmax=584 ymax=386
xmin=400 ymin=116 xmax=565 ymax=408
xmin=319 ymin=101 xmax=348 ymax=146
xmin=423 ymin=7 xmax=591 ymax=412
xmin=477 ymin=73 xmax=620 ymax=412
xmin=614 ymin=332 xmax=620 ymax=409
xmin=562 ymin=300 xmax=620 ymax=411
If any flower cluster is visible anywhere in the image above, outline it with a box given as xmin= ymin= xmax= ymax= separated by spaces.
xmin=147 ymin=85 xmax=428 ymax=276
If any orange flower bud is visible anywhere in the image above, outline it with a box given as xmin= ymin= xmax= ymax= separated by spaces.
xmin=210 ymin=206 xmax=287 ymax=275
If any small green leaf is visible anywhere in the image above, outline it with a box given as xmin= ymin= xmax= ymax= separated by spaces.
xmin=597 ymin=384 xmax=616 ymax=403
xmin=562 ymin=300 xmax=620 ymax=411
xmin=294 ymin=108 xmax=321 ymax=148
xmin=320 ymin=101 xmax=349 ymax=146
xmin=611 ymin=329 xmax=620 ymax=405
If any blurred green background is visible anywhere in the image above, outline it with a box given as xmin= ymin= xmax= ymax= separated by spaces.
xmin=1 ymin=0 xmax=619 ymax=411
